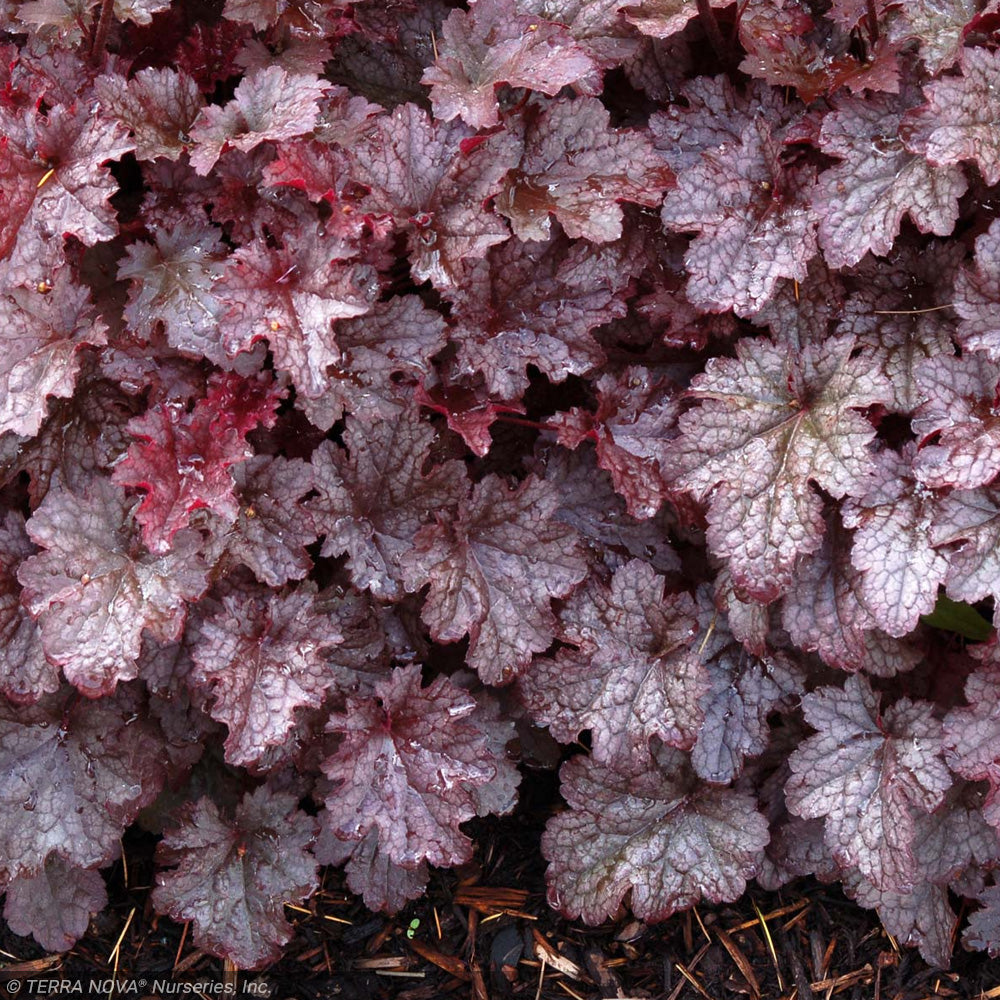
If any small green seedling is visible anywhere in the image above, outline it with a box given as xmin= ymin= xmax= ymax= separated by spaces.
xmin=406 ymin=919 xmax=420 ymax=940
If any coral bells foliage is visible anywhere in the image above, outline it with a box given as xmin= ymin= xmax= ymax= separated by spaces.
xmin=7 ymin=0 xmax=1000 ymax=976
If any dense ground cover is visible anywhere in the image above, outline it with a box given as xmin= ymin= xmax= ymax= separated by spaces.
xmin=3 ymin=0 xmax=1000 ymax=984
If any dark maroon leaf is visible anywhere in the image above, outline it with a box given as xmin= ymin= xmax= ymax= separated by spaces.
xmin=401 ymin=474 xmax=588 ymax=683
xmin=738 ymin=1 xmax=901 ymax=104
xmin=543 ymin=744 xmax=769 ymax=924
xmin=152 ymin=786 xmax=318 ymax=969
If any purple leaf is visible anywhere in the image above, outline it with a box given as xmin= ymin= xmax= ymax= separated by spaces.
xmin=966 ymin=885 xmax=1000 ymax=957
xmin=836 ymin=242 xmax=961 ymax=414
xmin=815 ymin=92 xmax=965 ymax=268
xmin=295 ymin=296 xmax=448 ymax=430
xmin=902 ymin=46 xmax=1000 ymax=185
xmin=0 ymin=511 xmax=55 ymax=704
xmin=786 ymin=674 xmax=952 ymax=891
xmin=691 ymin=593 xmax=804 ymax=783
xmin=18 ymin=478 xmax=209 ymax=697
xmin=3 ymin=857 xmax=107 ymax=953
xmin=345 ymin=103 xmax=521 ymax=288
xmin=307 ymin=414 xmax=468 ymax=602
xmin=188 ymin=66 xmax=329 ymax=175
xmin=189 ymin=584 xmax=344 ymax=767
xmin=842 ymin=444 xmax=949 ymax=638
xmin=117 ymin=223 xmax=230 ymax=368
xmin=321 ymin=665 xmax=518 ymax=867
xmin=0 ymin=275 xmax=108 ymax=437
xmin=222 ymin=455 xmax=318 ymax=586
xmin=217 ymin=222 xmax=376 ymax=400
xmin=315 ymin=827 xmax=428 ymax=914
xmin=552 ymin=366 xmax=682 ymax=520
xmin=543 ymin=744 xmax=769 ymax=924
xmin=932 ymin=486 xmax=1000 ymax=612
xmin=444 ymin=233 xmax=630 ymax=399
xmin=95 ymin=68 xmax=204 ymax=162
xmin=518 ymin=559 xmax=703 ymax=764
xmin=622 ymin=0 xmax=730 ymax=37
xmin=499 ymin=96 xmax=673 ymax=243
xmin=529 ymin=441 xmax=680 ymax=575
xmin=422 ymin=0 xmax=598 ymax=129
xmin=954 ymin=218 xmax=1000 ymax=358
xmin=0 ymin=684 xmax=166 ymax=880
xmin=943 ymin=644 xmax=1000 ymax=830
xmin=781 ymin=509 xmax=923 ymax=676
xmin=661 ymin=118 xmax=817 ymax=316
xmin=673 ymin=335 xmax=887 ymax=602
xmin=913 ymin=353 xmax=1000 ymax=489
xmin=152 ymin=786 xmax=319 ymax=969
xmin=846 ymin=785 xmax=999 ymax=966
xmin=402 ymin=475 xmax=588 ymax=683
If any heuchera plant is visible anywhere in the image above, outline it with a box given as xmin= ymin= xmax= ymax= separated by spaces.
xmin=4 ymin=0 xmax=1000 ymax=972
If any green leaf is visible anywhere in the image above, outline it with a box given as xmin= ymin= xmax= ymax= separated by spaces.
xmin=921 ymin=593 xmax=992 ymax=641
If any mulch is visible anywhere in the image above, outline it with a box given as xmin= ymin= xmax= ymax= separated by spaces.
xmin=3 ymin=782 xmax=1000 ymax=1000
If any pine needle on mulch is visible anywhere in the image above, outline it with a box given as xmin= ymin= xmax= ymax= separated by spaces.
xmin=2 ymin=799 xmax=999 ymax=1000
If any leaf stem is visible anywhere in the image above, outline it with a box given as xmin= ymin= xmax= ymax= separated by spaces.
xmin=89 ymin=0 xmax=115 ymax=66
xmin=696 ymin=0 xmax=729 ymax=62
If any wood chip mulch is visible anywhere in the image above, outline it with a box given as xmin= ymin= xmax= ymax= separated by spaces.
xmin=3 ymin=794 xmax=999 ymax=1000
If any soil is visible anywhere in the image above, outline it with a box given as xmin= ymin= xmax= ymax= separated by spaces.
xmin=2 ymin=771 xmax=999 ymax=1000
